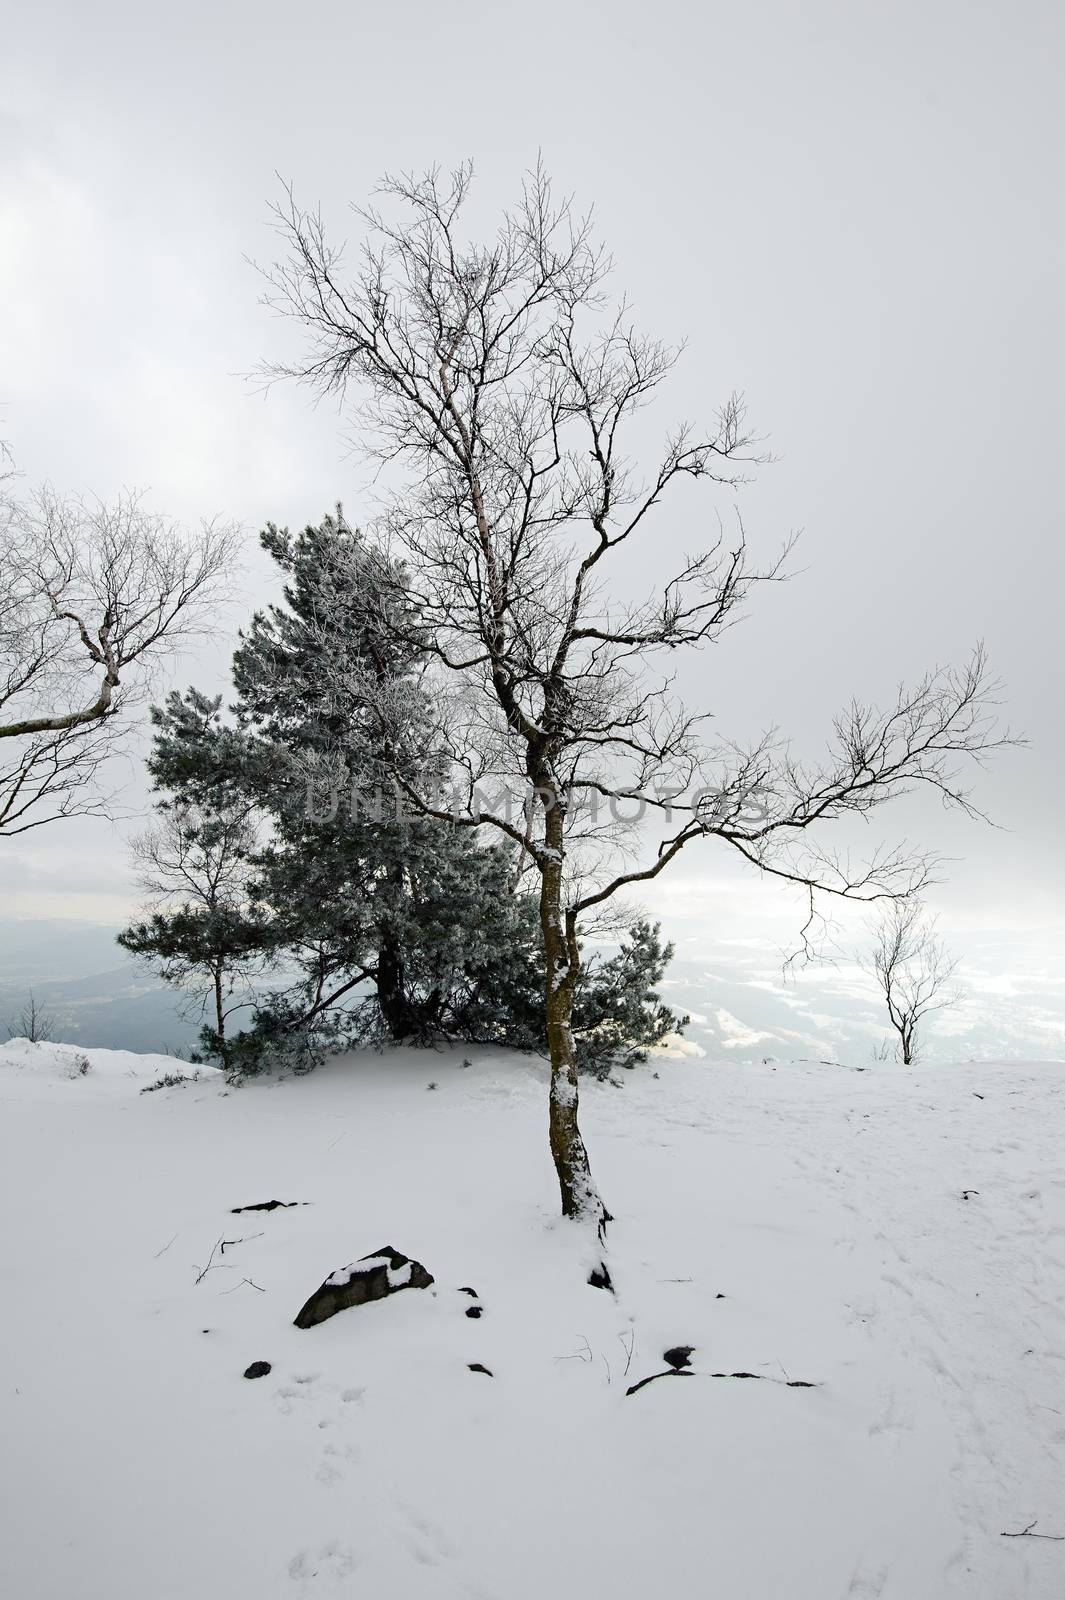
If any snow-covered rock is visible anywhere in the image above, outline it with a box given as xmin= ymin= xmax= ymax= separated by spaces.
xmin=295 ymin=1246 xmax=434 ymax=1327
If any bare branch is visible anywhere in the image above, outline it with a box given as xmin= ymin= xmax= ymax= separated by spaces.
xmin=0 ymin=488 xmax=238 ymax=835
xmin=261 ymin=160 xmax=1013 ymax=1235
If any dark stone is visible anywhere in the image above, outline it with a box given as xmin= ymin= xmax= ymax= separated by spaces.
xmin=587 ymin=1262 xmax=614 ymax=1291
xmin=244 ymin=1360 xmax=272 ymax=1379
xmin=663 ymin=1345 xmax=695 ymax=1370
xmin=467 ymin=1362 xmax=493 ymax=1376
xmin=294 ymin=1245 xmax=434 ymax=1329
xmin=459 ymin=1287 xmax=479 ymax=1298
xmin=231 ymin=1200 xmax=307 ymax=1213
xmin=465 ymin=1305 xmax=483 ymax=1319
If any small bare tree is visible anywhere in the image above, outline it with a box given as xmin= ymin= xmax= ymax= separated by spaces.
xmin=261 ymin=163 xmax=1010 ymax=1251
xmin=0 ymin=486 xmax=237 ymax=835
xmin=5 ymin=989 xmax=58 ymax=1043
xmin=864 ymin=900 xmax=961 ymax=1064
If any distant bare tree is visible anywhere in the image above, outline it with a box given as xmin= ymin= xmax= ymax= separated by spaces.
xmin=6 ymin=989 xmax=58 ymax=1044
xmin=0 ymin=486 xmax=237 ymax=835
xmin=864 ymin=900 xmax=962 ymax=1064
xmin=261 ymin=162 xmax=1011 ymax=1251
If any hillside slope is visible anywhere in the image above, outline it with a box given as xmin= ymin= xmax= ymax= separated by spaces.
xmin=1 ymin=1039 xmax=1063 ymax=1599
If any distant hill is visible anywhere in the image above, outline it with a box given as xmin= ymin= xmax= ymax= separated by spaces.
xmin=0 ymin=921 xmax=199 ymax=1056
xmin=1 ymin=916 xmax=1063 ymax=1064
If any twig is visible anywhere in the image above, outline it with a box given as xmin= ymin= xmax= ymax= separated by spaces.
xmin=1001 ymin=1522 xmax=1064 ymax=1541
xmin=619 ymin=1329 xmax=636 ymax=1378
xmin=626 ymin=1368 xmax=693 ymax=1396
xmin=709 ymin=1370 xmax=818 ymax=1388
xmin=153 ymin=1233 xmax=178 ymax=1259
xmin=626 ymin=1367 xmax=818 ymax=1397
xmin=194 ymin=1237 xmax=225 ymax=1284
xmin=221 ymin=1277 xmax=266 ymax=1295
xmin=220 ymin=1232 xmax=264 ymax=1254
xmin=554 ymin=1335 xmax=594 ymax=1365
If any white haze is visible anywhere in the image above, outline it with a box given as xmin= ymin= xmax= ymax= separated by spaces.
xmin=2 ymin=0 xmax=1063 ymax=1056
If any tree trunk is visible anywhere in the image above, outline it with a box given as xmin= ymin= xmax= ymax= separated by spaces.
xmin=376 ymin=928 xmax=414 ymax=1038
xmin=538 ymin=809 xmax=610 ymax=1241
xmin=213 ymin=966 xmax=226 ymax=1043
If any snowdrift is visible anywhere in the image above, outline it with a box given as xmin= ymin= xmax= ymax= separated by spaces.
xmin=1 ymin=1039 xmax=1063 ymax=1599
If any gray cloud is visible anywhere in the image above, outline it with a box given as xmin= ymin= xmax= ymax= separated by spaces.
xmin=3 ymin=0 xmax=1062 ymax=1053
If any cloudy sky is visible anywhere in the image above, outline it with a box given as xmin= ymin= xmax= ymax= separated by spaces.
xmin=2 ymin=0 xmax=1063 ymax=1058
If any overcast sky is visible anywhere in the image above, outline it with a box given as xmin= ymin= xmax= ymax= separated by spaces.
xmin=2 ymin=0 xmax=1063 ymax=1055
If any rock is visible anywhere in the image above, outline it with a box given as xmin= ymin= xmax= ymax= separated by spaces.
xmin=663 ymin=1345 xmax=695 ymax=1370
xmin=587 ymin=1262 xmax=613 ymax=1291
xmin=231 ymin=1199 xmax=307 ymax=1213
xmin=465 ymin=1304 xmax=483 ymax=1319
xmin=294 ymin=1245 xmax=434 ymax=1329
xmin=467 ymin=1362 xmax=493 ymax=1376
xmin=459 ymin=1286 xmax=479 ymax=1298
xmin=244 ymin=1360 xmax=272 ymax=1379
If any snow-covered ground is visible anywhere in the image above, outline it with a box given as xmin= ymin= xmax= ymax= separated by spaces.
xmin=1 ymin=1037 xmax=1063 ymax=1599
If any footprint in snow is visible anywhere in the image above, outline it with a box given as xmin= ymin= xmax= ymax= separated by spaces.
xmin=397 ymin=1500 xmax=458 ymax=1566
xmin=288 ymin=1541 xmax=358 ymax=1584
xmin=274 ymin=1384 xmax=315 ymax=1415
xmin=315 ymin=1439 xmax=360 ymax=1486
xmin=846 ymin=1564 xmax=888 ymax=1598
xmin=275 ymin=1372 xmax=340 ymax=1415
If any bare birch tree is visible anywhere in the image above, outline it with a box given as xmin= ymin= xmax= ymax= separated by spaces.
xmin=0 ymin=487 xmax=237 ymax=835
xmin=260 ymin=163 xmax=1010 ymax=1254
xmin=864 ymin=900 xmax=961 ymax=1064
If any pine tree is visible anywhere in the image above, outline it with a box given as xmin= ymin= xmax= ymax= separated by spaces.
xmin=120 ymin=512 xmax=683 ymax=1072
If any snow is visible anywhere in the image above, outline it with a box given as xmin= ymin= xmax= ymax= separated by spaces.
xmin=1 ymin=1038 xmax=1063 ymax=1599
xmin=326 ymin=1257 xmax=413 ymax=1289
xmin=652 ymin=1028 xmax=705 ymax=1057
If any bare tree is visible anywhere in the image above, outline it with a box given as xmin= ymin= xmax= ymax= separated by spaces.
xmin=5 ymin=989 xmax=59 ymax=1043
xmin=864 ymin=900 xmax=961 ymax=1064
xmin=0 ymin=486 xmax=237 ymax=835
xmin=261 ymin=162 xmax=1011 ymax=1250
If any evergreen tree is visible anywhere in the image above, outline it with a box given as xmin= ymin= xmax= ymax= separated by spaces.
xmin=448 ymin=910 xmax=683 ymax=1077
xmin=117 ymin=797 xmax=273 ymax=1069
xmin=119 ymin=512 xmax=683 ymax=1072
